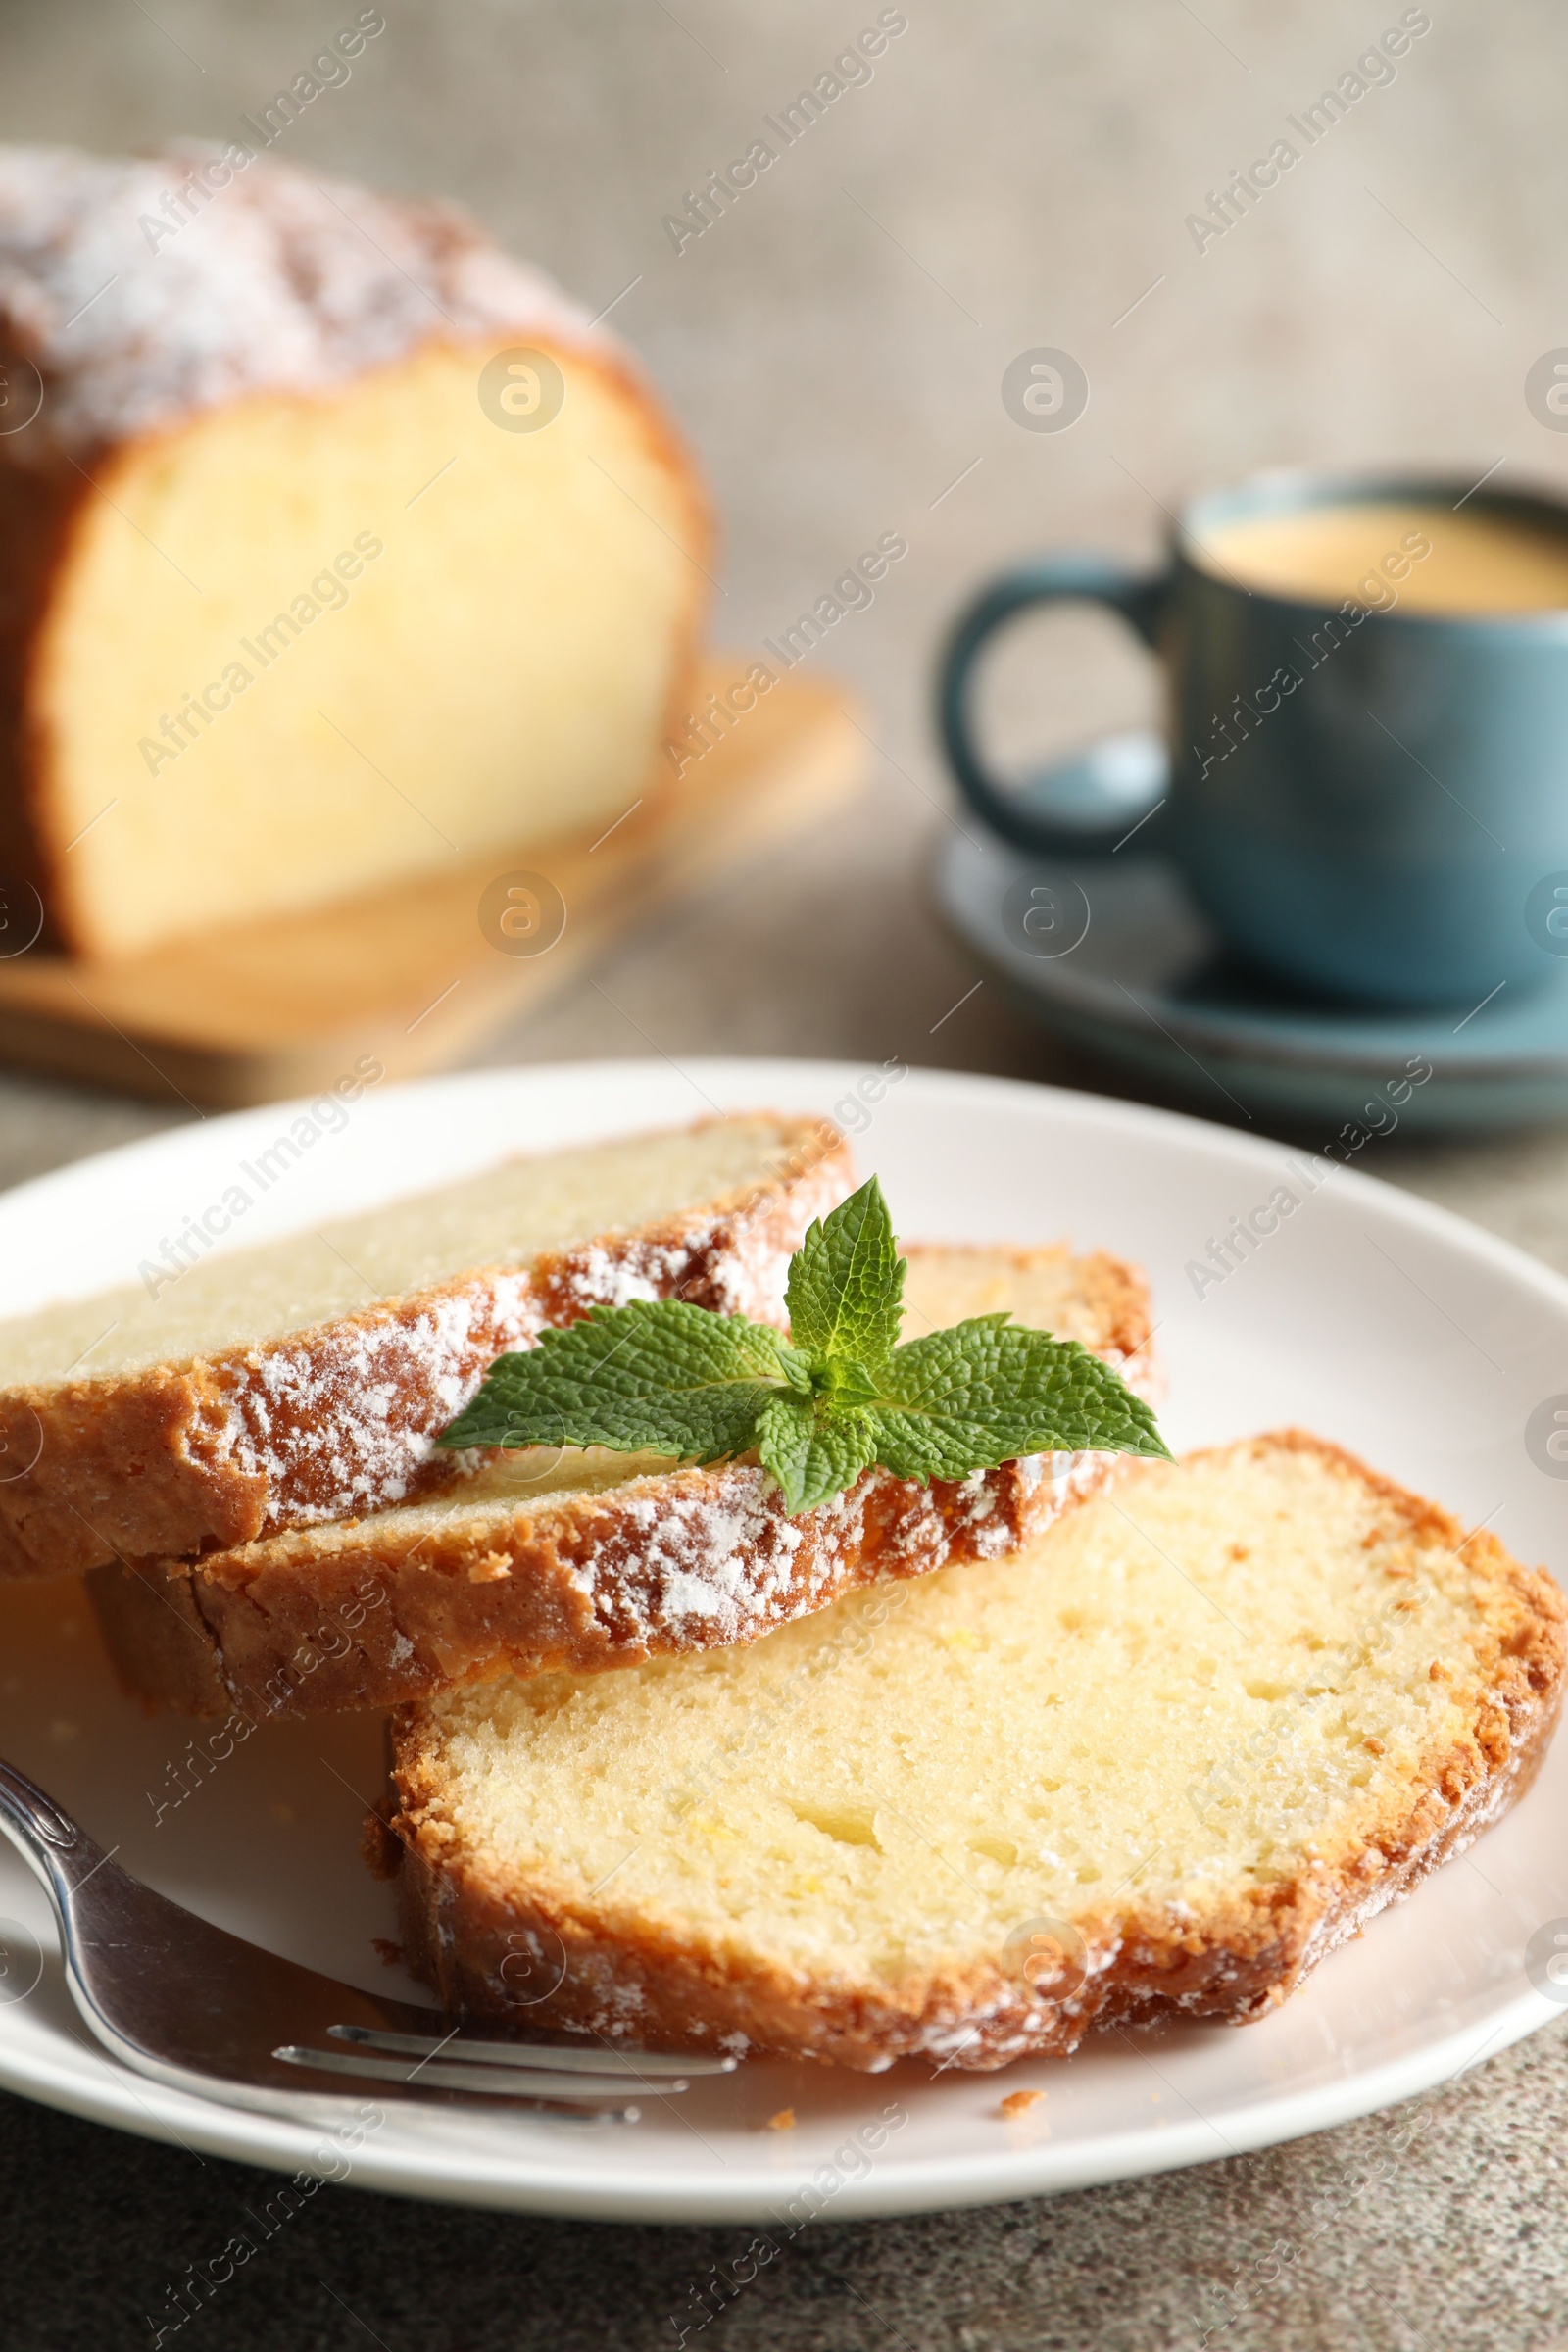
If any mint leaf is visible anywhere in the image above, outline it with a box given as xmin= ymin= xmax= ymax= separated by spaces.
xmin=863 ymin=1318 xmax=1172 ymax=1483
xmin=785 ymin=1174 xmax=904 ymax=1371
xmin=437 ymin=1176 xmax=1173 ymax=1516
xmin=755 ymin=1392 xmax=879 ymax=1513
xmin=437 ymin=1299 xmax=791 ymax=1460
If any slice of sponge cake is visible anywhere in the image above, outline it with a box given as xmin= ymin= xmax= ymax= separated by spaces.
xmin=86 ymin=1239 xmax=1156 ymax=1719
xmin=379 ymin=1433 xmax=1564 ymax=2071
xmin=0 ymin=1112 xmax=850 ymax=1577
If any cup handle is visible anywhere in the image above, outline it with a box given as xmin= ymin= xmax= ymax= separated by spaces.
xmin=938 ymin=557 xmax=1174 ymax=858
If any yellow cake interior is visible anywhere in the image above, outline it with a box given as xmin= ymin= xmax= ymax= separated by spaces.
xmin=35 ymin=340 xmax=705 ymax=957
xmin=413 ymin=1442 xmax=1508 ymax=1981
xmin=0 ymin=1115 xmax=799 ymax=1385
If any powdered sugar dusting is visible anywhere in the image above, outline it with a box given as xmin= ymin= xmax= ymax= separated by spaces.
xmin=575 ymin=1471 xmax=808 ymax=1644
xmin=559 ymin=1246 xmax=664 ymax=1312
xmin=531 ymin=1446 xmax=1116 ymax=1664
xmin=209 ymin=1145 xmax=852 ymax=1541
xmin=0 ymin=140 xmax=611 ymax=457
xmin=219 ymin=1271 xmax=543 ymax=1523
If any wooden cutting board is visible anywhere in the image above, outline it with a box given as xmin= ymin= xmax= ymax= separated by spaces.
xmin=0 ymin=664 xmax=863 ymax=1109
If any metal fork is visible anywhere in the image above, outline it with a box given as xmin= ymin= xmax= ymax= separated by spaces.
xmin=0 ymin=1758 xmax=734 ymax=2125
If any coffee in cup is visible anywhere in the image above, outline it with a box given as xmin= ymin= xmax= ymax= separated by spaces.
xmin=939 ymin=470 xmax=1568 ymax=1007
xmin=1198 ymin=500 xmax=1568 ymax=615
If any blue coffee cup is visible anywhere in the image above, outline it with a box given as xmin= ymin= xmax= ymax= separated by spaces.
xmin=938 ymin=469 xmax=1568 ymax=1007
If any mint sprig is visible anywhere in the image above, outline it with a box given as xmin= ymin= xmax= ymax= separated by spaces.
xmin=437 ymin=1176 xmax=1171 ymax=1511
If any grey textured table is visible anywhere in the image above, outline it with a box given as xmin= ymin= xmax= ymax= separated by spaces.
xmin=5 ymin=0 xmax=1568 ymax=2340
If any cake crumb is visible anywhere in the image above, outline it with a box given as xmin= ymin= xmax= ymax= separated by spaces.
xmin=371 ymin=1937 xmax=405 ymax=1967
xmin=766 ymin=2108 xmax=796 ymax=2132
xmin=1430 ymin=1660 xmax=1446 ymax=1680
xmin=1000 ymin=2090 xmax=1043 ymax=2120
xmin=468 ymin=1551 xmax=513 ymax=1582
xmin=1363 ymin=1737 xmax=1386 ymax=1755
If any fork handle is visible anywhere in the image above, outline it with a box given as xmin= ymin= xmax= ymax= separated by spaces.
xmin=0 ymin=1756 xmax=104 ymax=1931
xmin=0 ymin=1759 xmax=83 ymax=1853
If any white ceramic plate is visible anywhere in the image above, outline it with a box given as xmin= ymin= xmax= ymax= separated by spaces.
xmin=0 ymin=1058 xmax=1563 ymax=2223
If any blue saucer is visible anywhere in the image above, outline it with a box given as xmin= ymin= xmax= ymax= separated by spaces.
xmin=931 ymin=828 xmax=1568 ymax=1134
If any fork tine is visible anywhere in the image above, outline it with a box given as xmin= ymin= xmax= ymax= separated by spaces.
xmin=0 ymin=1761 xmax=714 ymax=2130
xmin=274 ymin=2043 xmax=644 ymax=2110
xmin=326 ymin=2023 xmax=733 ymax=2079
